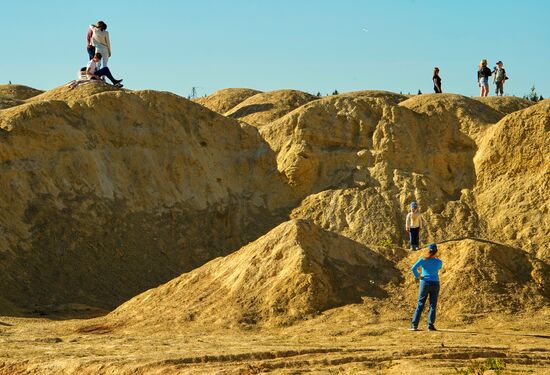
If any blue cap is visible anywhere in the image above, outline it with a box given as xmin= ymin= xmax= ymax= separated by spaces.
xmin=411 ymin=201 xmax=418 ymax=209
xmin=428 ymin=243 xmax=438 ymax=253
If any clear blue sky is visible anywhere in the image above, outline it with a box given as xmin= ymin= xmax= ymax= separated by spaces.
xmin=1 ymin=0 xmax=548 ymax=98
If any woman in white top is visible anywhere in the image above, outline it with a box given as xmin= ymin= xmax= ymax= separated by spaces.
xmin=90 ymin=21 xmax=111 ymax=67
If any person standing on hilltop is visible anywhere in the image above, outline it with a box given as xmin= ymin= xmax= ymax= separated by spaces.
xmin=477 ymin=59 xmax=492 ymax=97
xmin=433 ymin=67 xmax=442 ymax=93
xmin=493 ymin=61 xmax=508 ymax=96
xmin=405 ymin=201 xmax=423 ymax=250
xmin=90 ymin=21 xmax=111 ymax=67
xmin=410 ymin=243 xmax=442 ymax=331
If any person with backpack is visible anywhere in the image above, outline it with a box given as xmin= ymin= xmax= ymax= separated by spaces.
xmin=90 ymin=21 xmax=111 ymax=67
xmin=405 ymin=201 xmax=423 ymax=250
xmin=433 ymin=67 xmax=442 ymax=93
xmin=86 ymin=53 xmax=123 ymax=87
xmin=493 ymin=61 xmax=508 ymax=96
xmin=410 ymin=243 xmax=443 ymax=331
xmin=477 ymin=59 xmax=492 ymax=97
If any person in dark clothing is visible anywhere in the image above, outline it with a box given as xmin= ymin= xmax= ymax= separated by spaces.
xmin=86 ymin=53 xmax=123 ymax=87
xmin=477 ymin=59 xmax=492 ymax=97
xmin=433 ymin=67 xmax=442 ymax=93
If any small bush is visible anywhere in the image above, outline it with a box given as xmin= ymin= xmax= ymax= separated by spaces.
xmin=454 ymin=358 xmax=506 ymax=375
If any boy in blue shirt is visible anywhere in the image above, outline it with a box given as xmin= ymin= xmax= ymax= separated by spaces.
xmin=410 ymin=243 xmax=443 ymax=331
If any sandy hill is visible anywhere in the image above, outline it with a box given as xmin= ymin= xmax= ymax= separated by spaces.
xmin=474 ymin=96 xmax=533 ymax=114
xmin=0 ymin=84 xmax=43 ymax=100
xmin=474 ymin=100 xmax=550 ymax=260
xmin=0 ymin=87 xmax=293 ymax=315
xmin=399 ymin=93 xmax=503 ymax=142
xmin=104 ymin=219 xmax=400 ymax=328
xmin=0 ymin=84 xmax=547 ymax=328
xmin=0 ymin=84 xmax=44 ymax=110
xmin=195 ymin=88 xmax=262 ymax=114
xmin=224 ymin=89 xmax=317 ymax=126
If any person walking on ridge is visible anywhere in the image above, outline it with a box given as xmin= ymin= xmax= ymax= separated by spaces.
xmin=90 ymin=21 xmax=111 ymax=67
xmin=493 ymin=61 xmax=507 ymax=96
xmin=477 ymin=59 xmax=492 ymax=97
xmin=406 ymin=201 xmax=423 ymax=250
xmin=433 ymin=67 xmax=442 ymax=93
xmin=410 ymin=243 xmax=442 ymax=331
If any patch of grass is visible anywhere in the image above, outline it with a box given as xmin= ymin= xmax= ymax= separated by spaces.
xmin=454 ymin=358 xmax=506 ymax=375
xmin=377 ymin=238 xmax=393 ymax=248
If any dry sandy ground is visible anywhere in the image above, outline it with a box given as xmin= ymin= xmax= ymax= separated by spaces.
xmin=1 ymin=308 xmax=548 ymax=374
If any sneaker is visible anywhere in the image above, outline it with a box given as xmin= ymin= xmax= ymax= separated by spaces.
xmin=115 ymin=83 xmax=124 ymax=88
xmin=409 ymin=325 xmax=418 ymax=331
xmin=428 ymin=326 xmax=437 ymax=331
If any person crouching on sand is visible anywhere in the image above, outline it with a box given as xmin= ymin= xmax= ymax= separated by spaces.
xmin=405 ymin=201 xmax=423 ymax=250
xmin=410 ymin=243 xmax=442 ymax=331
xmin=86 ymin=53 xmax=123 ymax=87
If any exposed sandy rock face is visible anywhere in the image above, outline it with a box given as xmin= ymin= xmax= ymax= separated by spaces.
xmin=0 ymin=84 xmax=44 ymax=109
xmin=474 ymin=96 xmax=533 ymax=114
xmin=106 ymin=220 xmax=400 ymax=328
xmin=396 ymin=240 xmax=550 ymax=320
xmin=261 ymin=94 xmax=478 ymax=217
xmin=0 ymin=89 xmax=292 ymax=313
xmin=291 ymin=188 xmax=485 ymax=249
xmin=399 ymin=93 xmax=503 ymax=142
xmin=195 ymin=88 xmax=262 ymax=114
xmin=225 ymin=89 xmax=317 ymax=126
xmin=474 ymin=101 xmax=550 ymax=260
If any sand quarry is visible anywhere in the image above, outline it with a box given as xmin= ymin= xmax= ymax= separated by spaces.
xmin=0 ymin=83 xmax=548 ymax=374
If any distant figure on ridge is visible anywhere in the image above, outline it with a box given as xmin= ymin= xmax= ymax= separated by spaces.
xmin=406 ymin=201 xmax=423 ymax=250
xmin=410 ymin=243 xmax=442 ymax=331
xmin=86 ymin=53 xmax=123 ymax=87
xmin=90 ymin=21 xmax=111 ymax=67
xmin=492 ymin=61 xmax=508 ymax=96
xmin=477 ymin=59 xmax=492 ymax=97
xmin=433 ymin=67 xmax=442 ymax=93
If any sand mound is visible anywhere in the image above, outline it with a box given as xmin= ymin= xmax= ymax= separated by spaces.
xmin=0 ymin=88 xmax=292 ymax=314
xmin=106 ymin=220 xmax=399 ymax=328
xmin=475 ymin=96 xmax=533 ymax=114
xmin=26 ymin=81 xmax=122 ymax=104
xmin=0 ymin=84 xmax=43 ymax=100
xmin=195 ymin=88 xmax=261 ymax=114
xmin=225 ymin=89 xmax=317 ymax=126
xmin=399 ymin=93 xmax=503 ymax=142
xmin=0 ymin=84 xmax=44 ymax=109
xmin=397 ymin=239 xmax=550 ymax=320
xmin=474 ymin=101 xmax=550 ymax=260
xmin=337 ymin=90 xmax=408 ymax=105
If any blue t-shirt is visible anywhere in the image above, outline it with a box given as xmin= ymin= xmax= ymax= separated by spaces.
xmin=411 ymin=257 xmax=442 ymax=283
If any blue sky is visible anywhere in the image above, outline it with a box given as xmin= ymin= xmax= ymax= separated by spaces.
xmin=1 ymin=0 xmax=548 ymax=98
